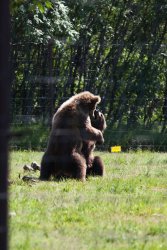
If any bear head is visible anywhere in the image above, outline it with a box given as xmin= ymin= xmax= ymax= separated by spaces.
xmin=75 ymin=91 xmax=101 ymax=116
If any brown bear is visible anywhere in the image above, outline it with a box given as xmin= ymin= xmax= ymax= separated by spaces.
xmin=82 ymin=109 xmax=106 ymax=177
xmin=40 ymin=91 xmax=104 ymax=181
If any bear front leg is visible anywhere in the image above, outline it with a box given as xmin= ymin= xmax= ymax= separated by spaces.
xmin=81 ymin=126 xmax=104 ymax=144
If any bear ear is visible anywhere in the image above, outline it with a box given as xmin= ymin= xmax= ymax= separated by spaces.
xmin=93 ymin=95 xmax=101 ymax=104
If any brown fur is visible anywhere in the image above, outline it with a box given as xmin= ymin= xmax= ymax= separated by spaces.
xmin=82 ymin=110 xmax=106 ymax=177
xmin=40 ymin=92 xmax=104 ymax=181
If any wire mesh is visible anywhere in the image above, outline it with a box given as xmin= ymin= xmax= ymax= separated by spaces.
xmin=10 ymin=41 xmax=167 ymax=151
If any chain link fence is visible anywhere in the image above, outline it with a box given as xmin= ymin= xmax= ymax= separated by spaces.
xmin=10 ymin=41 xmax=167 ymax=151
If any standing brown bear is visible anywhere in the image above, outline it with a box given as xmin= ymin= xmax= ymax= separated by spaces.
xmin=40 ymin=91 xmax=104 ymax=181
xmin=82 ymin=109 xmax=107 ymax=177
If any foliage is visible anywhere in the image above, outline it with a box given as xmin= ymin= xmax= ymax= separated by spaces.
xmin=9 ymin=151 xmax=167 ymax=249
xmin=10 ymin=124 xmax=49 ymax=150
xmin=10 ymin=1 xmax=167 ymax=150
xmin=11 ymin=0 xmax=78 ymax=44
xmin=10 ymin=123 xmax=167 ymax=151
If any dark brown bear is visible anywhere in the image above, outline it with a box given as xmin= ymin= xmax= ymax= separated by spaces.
xmin=40 ymin=91 xmax=104 ymax=181
xmin=82 ymin=109 xmax=106 ymax=177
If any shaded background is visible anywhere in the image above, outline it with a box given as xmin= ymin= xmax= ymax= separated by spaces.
xmin=10 ymin=0 xmax=167 ymax=151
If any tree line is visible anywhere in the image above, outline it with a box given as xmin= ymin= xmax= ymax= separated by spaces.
xmin=10 ymin=0 xmax=167 ymax=150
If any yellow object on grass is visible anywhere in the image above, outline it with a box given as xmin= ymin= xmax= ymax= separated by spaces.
xmin=111 ymin=146 xmax=121 ymax=153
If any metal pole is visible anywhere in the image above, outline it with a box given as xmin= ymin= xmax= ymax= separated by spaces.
xmin=0 ymin=0 xmax=10 ymax=250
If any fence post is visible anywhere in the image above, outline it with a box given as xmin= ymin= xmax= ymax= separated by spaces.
xmin=0 ymin=1 xmax=10 ymax=250
xmin=48 ymin=39 xmax=54 ymax=121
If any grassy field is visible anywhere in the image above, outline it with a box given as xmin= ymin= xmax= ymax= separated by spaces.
xmin=9 ymin=151 xmax=167 ymax=250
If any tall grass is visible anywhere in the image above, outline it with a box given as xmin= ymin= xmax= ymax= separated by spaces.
xmin=10 ymin=124 xmax=167 ymax=151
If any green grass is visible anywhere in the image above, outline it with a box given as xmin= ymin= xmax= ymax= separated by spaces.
xmin=9 ymin=151 xmax=167 ymax=250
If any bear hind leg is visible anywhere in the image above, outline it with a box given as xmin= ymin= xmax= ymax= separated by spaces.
xmin=70 ymin=153 xmax=87 ymax=181
xmin=40 ymin=154 xmax=56 ymax=180
xmin=87 ymin=156 xmax=105 ymax=177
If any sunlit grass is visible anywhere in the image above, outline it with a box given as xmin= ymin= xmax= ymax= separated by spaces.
xmin=9 ymin=151 xmax=167 ymax=250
